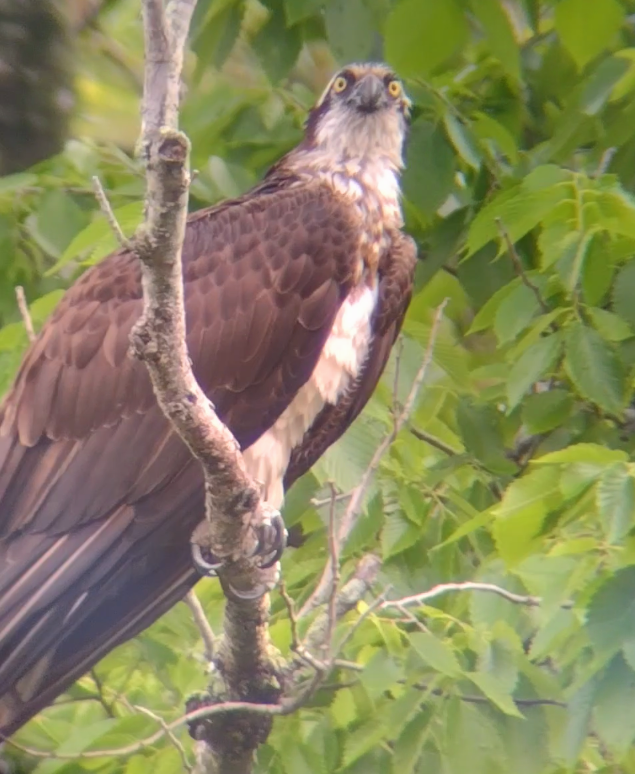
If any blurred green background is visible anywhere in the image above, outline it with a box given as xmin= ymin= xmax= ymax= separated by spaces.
xmin=7 ymin=1 xmax=635 ymax=772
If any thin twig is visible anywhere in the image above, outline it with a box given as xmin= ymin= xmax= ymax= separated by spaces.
xmin=183 ymin=590 xmax=215 ymax=662
xmin=391 ymin=335 xmax=405 ymax=417
xmin=15 ymin=286 xmax=35 ymax=343
xmin=595 ymin=147 xmax=616 ymax=177
xmin=392 ymin=602 xmax=431 ymax=633
xmin=495 ymin=217 xmax=550 ymax=314
xmin=333 ymin=588 xmax=390 ymax=658
xmin=310 ymin=490 xmax=352 ymax=509
xmin=410 ymin=427 xmax=459 ymax=456
xmin=279 ymin=581 xmax=300 ymax=652
xmin=89 ymin=669 xmax=115 ymax=718
xmin=3 ymin=700 xmax=285 ymax=761
xmin=325 ymin=483 xmax=340 ymax=659
xmin=299 ymin=300 xmax=449 ymax=618
xmin=92 ymin=176 xmax=130 ymax=249
xmin=134 ymin=705 xmax=193 ymax=772
xmin=292 ymin=554 xmax=381 ymax=671
xmin=381 ymin=581 xmax=574 ymax=611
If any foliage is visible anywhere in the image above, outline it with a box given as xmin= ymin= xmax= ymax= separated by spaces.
xmin=7 ymin=0 xmax=635 ymax=772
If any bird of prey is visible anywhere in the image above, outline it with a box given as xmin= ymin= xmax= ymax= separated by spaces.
xmin=0 ymin=62 xmax=417 ymax=736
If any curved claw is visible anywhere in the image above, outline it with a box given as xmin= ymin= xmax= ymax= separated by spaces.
xmin=252 ymin=513 xmax=287 ymax=569
xmin=224 ymin=580 xmax=271 ymax=600
xmin=192 ymin=542 xmax=223 ymax=577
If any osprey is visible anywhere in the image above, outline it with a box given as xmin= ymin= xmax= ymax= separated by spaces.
xmin=0 ymin=62 xmax=416 ymax=736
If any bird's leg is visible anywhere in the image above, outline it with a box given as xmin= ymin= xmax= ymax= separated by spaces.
xmin=247 ymin=501 xmax=287 ymax=569
xmin=190 ymin=502 xmax=287 ymax=599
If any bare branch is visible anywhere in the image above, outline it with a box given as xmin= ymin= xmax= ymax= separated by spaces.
xmin=3 ymin=700 xmax=285 ymax=761
xmin=124 ymin=3 xmax=281 ymax=771
xmin=381 ymin=581 xmax=574 ymax=611
xmin=296 ymin=554 xmax=382 ymax=666
xmin=92 ymin=175 xmax=130 ymax=249
xmin=299 ymin=299 xmax=448 ymax=618
xmin=15 ymin=286 xmax=35 ymax=343
xmin=495 ymin=217 xmax=550 ymax=315
xmin=279 ymin=581 xmax=300 ymax=652
xmin=325 ymin=483 xmax=340 ymax=660
xmin=410 ymin=426 xmax=459 ymax=456
xmin=134 ymin=704 xmax=193 ymax=773
xmin=184 ymin=590 xmax=216 ymax=662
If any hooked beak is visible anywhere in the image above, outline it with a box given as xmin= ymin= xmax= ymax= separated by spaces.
xmin=349 ymin=73 xmax=386 ymax=113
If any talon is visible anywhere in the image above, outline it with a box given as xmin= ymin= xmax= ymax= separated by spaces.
xmin=253 ymin=513 xmax=287 ymax=569
xmin=191 ymin=542 xmax=223 ymax=577
xmin=225 ymin=580 xmax=271 ymax=600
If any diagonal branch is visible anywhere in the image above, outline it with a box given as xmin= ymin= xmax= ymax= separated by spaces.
xmin=124 ymin=2 xmax=281 ymax=772
xmin=299 ymin=299 xmax=448 ymax=618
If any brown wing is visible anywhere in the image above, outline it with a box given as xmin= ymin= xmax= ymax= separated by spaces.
xmin=284 ymin=232 xmax=417 ymax=488
xmin=0 ymin=180 xmax=362 ymax=736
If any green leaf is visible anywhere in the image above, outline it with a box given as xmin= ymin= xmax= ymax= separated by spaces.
xmin=443 ymin=701 xmax=506 ymax=774
xmin=252 ymin=0 xmax=302 ymax=83
xmin=612 ymin=260 xmax=635 ymax=330
xmin=564 ymin=322 xmax=626 ymax=414
xmin=381 ymin=507 xmax=420 ymax=559
xmin=593 ymin=655 xmax=635 ymax=755
xmin=466 ymin=671 xmax=523 ymax=717
xmin=466 ymin=167 xmax=570 ymax=257
xmin=506 ymin=333 xmax=563 ymax=409
xmin=0 ymin=322 xmax=27 ymax=353
xmin=535 ymin=443 xmax=628 ymax=466
xmin=596 ymin=463 xmax=635 ymax=543
xmin=392 ymin=711 xmax=430 ymax=774
xmin=587 ymin=307 xmax=634 ymax=341
xmin=470 ymin=0 xmax=520 ymax=81
xmin=456 ymin=399 xmax=513 ymax=473
xmin=341 ymin=717 xmax=385 ymax=768
xmin=325 ymin=0 xmax=374 ymax=63
xmin=331 ymin=688 xmax=357 ymax=729
xmin=403 ymin=120 xmax=455 ymax=215
xmin=580 ymin=56 xmax=631 ymax=115
xmin=468 ymin=279 xmax=519 ymax=335
xmin=284 ymin=0 xmax=321 ymax=24
xmin=522 ymin=389 xmax=573 ymax=434
xmin=494 ymin=283 xmax=540 ymax=345
xmin=385 ymin=0 xmax=469 ymax=77
xmin=586 ymin=567 xmax=635 ymax=654
xmin=410 ymin=632 xmax=461 ymax=677
xmin=560 ymin=676 xmax=600 ymax=764
xmin=555 ymin=0 xmax=624 ymax=70
xmin=191 ymin=0 xmax=243 ymax=77
xmin=0 ymin=171 xmax=37 ymax=195
xmin=30 ymin=190 xmax=89 ymax=259
xmin=492 ymin=467 xmax=561 ymax=564
xmin=56 ymin=718 xmax=118 ymax=755
xmin=472 ymin=112 xmax=519 ymax=164
xmin=581 ymin=235 xmax=616 ymax=306
xmin=443 ymin=112 xmax=481 ymax=170
xmin=48 ymin=201 xmax=143 ymax=275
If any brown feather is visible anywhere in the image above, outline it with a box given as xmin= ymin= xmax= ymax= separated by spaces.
xmin=0 ymin=177 xmax=370 ymax=735
xmin=285 ymin=232 xmax=417 ymax=486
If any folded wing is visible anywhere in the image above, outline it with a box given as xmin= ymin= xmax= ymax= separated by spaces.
xmin=0 ymin=180 xmax=362 ymax=735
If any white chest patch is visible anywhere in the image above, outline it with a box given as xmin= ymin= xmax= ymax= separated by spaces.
xmin=242 ymin=282 xmax=379 ymax=509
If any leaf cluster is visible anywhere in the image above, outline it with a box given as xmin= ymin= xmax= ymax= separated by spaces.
xmin=7 ymin=1 xmax=635 ymax=773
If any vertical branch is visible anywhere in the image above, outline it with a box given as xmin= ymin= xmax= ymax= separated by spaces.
xmin=129 ymin=3 xmax=282 ymax=772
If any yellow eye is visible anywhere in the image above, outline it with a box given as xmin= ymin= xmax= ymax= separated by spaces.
xmin=388 ymin=79 xmax=402 ymax=98
xmin=388 ymin=81 xmax=401 ymax=97
xmin=333 ymin=76 xmax=348 ymax=93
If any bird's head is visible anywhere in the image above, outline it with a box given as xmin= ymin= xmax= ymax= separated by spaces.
xmin=302 ymin=63 xmax=411 ymax=170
